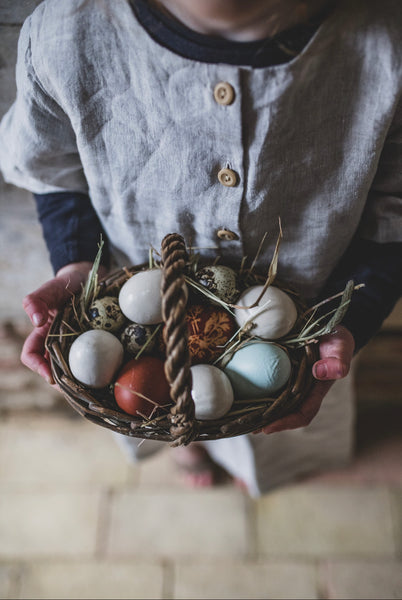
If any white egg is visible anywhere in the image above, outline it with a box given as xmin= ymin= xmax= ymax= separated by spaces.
xmin=68 ymin=329 xmax=124 ymax=388
xmin=234 ymin=285 xmax=298 ymax=339
xmin=118 ymin=269 xmax=164 ymax=325
xmin=190 ymin=364 xmax=234 ymax=420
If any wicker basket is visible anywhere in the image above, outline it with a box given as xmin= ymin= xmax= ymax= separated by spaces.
xmin=46 ymin=233 xmax=318 ymax=446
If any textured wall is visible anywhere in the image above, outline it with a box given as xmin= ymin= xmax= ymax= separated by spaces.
xmin=0 ymin=0 xmax=52 ymax=321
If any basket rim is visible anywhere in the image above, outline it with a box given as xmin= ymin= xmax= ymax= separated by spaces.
xmin=45 ymin=233 xmax=318 ymax=445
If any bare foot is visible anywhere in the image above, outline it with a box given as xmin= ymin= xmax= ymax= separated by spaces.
xmin=234 ymin=477 xmax=249 ymax=492
xmin=172 ymin=444 xmax=226 ymax=488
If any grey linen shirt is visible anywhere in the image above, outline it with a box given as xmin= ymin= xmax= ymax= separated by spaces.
xmin=0 ymin=0 xmax=401 ymax=299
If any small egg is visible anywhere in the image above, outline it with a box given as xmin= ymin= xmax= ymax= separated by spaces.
xmin=234 ymin=285 xmax=298 ymax=339
xmin=68 ymin=329 xmax=124 ymax=388
xmin=191 ymin=364 xmax=234 ymax=420
xmin=88 ymin=296 xmax=126 ymax=332
xmin=186 ymin=304 xmax=237 ymax=364
xmin=224 ymin=342 xmax=291 ymax=399
xmin=119 ymin=269 xmax=164 ymax=325
xmin=120 ymin=322 xmax=156 ymax=355
xmin=195 ymin=265 xmax=239 ymax=304
xmin=114 ymin=356 xmax=171 ymax=418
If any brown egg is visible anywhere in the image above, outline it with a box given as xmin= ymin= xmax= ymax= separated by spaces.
xmin=114 ymin=356 xmax=171 ymax=419
xmin=186 ymin=304 xmax=237 ymax=364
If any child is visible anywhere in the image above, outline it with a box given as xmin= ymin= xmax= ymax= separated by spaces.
xmin=0 ymin=0 xmax=401 ymax=495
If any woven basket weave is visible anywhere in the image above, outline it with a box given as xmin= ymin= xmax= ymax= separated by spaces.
xmin=46 ymin=233 xmax=318 ymax=446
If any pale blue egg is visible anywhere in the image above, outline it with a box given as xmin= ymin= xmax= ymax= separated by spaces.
xmin=224 ymin=342 xmax=291 ymax=399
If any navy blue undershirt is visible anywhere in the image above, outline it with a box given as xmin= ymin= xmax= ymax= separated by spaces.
xmin=131 ymin=0 xmax=334 ymax=67
xmin=316 ymin=240 xmax=402 ymax=351
xmin=34 ymin=0 xmax=402 ymax=351
xmin=34 ymin=191 xmax=110 ymax=272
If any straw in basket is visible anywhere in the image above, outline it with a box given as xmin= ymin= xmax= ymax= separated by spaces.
xmin=45 ymin=232 xmax=358 ymax=446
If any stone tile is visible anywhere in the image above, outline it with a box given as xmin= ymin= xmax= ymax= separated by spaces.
xmin=0 ymin=564 xmax=19 ymax=599
xmin=0 ymin=387 xmax=61 ymax=412
xmin=0 ymin=319 xmax=63 ymax=413
xmin=0 ymin=1 xmax=42 ymax=24
xmin=137 ymin=445 xmax=190 ymax=487
xmin=174 ymin=561 xmax=318 ymax=600
xmin=19 ymin=560 xmax=165 ymax=600
xmin=256 ymin=485 xmax=396 ymax=558
xmin=307 ymin=437 xmax=402 ymax=485
xmin=389 ymin=489 xmax=402 ymax=557
xmin=136 ymin=444 xmax=234 ymax=491
xmin=0 ymin=490 xmax=100 ymax=558
xmin=0 ymin=365 xmax=47 ymax=392
xmin=107 ymin=489 xmax=249 ymax=559
xmin=322 ymin=560 xmax=402 ymax=599
xmin=0 ymin=337 xmax=21 ymax=364
xmin=0 ymin=414 xmax=133 ymax=487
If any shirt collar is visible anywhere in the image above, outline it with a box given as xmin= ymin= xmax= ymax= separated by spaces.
xmin=130 ymin=0 xmax=334 ymax=68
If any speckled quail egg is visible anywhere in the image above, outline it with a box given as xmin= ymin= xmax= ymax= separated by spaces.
xmin=195 ymin=265 xmax=239 ymax=304
xmin=120 ymin=322 xmax=157 ymax=355
xmin=88 ymin=296 xmax=126 ymax=333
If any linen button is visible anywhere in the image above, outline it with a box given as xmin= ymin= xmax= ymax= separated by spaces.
xmin=218 ymin=168 xmax=237 ymax=187
xmin=217 ymin=229 xmax=239 ymax=241
xmin=214 ymin=82 xmax=235 ymax=106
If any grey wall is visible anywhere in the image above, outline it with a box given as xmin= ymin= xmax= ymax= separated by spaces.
xmin=0 ymin=0 xmax=52 ymax=321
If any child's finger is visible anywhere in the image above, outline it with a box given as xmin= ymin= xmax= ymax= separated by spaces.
xmin=261 ymin=326 xmax=355 ymax=435
xmin=20 ymin=324 xmax=54 ymax=384
xmin=313 ymin=325 xmax=355 ymax=381
xmin=318 ymin=325 xmax=355 ymax=361
xmin=22 ymin=294 xmax=50 ymax=327
xmin=22 ymin=278 xmax=71 ymax=327
xmin=313 ymin=356 xmax=350 ymax=380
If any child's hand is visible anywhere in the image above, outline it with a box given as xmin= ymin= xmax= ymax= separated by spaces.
xmin=259 ymin=325 xmax=355 ymax=434
xmin=21 ymin=262 xmax=107 ymax=384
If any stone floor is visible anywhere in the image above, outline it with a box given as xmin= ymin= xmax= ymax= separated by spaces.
xmin=0 ymin=320 xmax=401 ymax=600
xmin=0 ymin=157 xmax=401 ymax=600
xmin=1 ymin=3 xmax=401 ymax=598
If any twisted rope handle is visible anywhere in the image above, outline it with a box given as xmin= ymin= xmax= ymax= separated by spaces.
xmin=161 ymin=234 xmax=198 ymax=446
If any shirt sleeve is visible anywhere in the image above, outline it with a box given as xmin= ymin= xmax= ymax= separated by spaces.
xmin=0 ymin=14 xmax=88 ymax=195
xmin=319 ymin=96 xmax=402 ymax=350
xmin=317 ymin=238 xmax=402 ymax=352
xmin=358 ymin=97 xmax=402 ymax=243
xmin=34 ymin=191 xmax=110 ymax=275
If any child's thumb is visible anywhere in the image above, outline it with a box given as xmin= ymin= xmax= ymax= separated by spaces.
xmin=313 ymin=357 xmax=350 ymax=380
xmin=22 ymin=278 xmax=72 ymax=327
xmin=312 ymin=325 xmax=355 ymax=381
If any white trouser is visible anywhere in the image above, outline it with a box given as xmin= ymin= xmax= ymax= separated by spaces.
xmin=113 ymin=372 xmax=355 ymax=497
